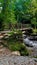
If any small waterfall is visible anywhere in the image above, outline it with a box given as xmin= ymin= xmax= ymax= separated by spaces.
xmin=23 ymin=34 xmax=37 ymax=47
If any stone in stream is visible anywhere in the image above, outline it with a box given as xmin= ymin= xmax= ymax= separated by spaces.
xmin=0 ymin=33 xmax=11 ymax=40
xmin=0 ymin=36 xmax=3 ymax=39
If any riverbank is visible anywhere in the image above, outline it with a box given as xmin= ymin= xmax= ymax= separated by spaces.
xmin=0 ymin=33 xmax=37 ymax=65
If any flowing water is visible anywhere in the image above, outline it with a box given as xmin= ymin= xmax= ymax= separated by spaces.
xmin=23 ymin=34 xmax=37 ymax=56
xmin=23 ymin=34 xmax=37 ymax=47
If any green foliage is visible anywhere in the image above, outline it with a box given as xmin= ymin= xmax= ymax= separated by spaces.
xmin=34 ymin=56 xmax=37 ymax=58
xmin=0 ymin=0 xmax=17 ymax=30
xmin=6 ymin=30 xmax=29 ymax=56
xmin=14 ymin=0 xmax=33 ymax=22
xmin=8 ymin=29 xmax=22 ymax=35
xmin=0 ymin=0 xmax=37 ymax=30
xmin=2 ymin=0 xmax=16 ymax=23
xmin=33 ymin=29 xmax=37 ymax=34
xmin=7 ymin=41 xmax=29 ymax=56
xmin=14 ymin=0 xmax=37 ymax=28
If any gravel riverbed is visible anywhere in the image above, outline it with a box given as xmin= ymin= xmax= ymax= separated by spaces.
xmin=0 ymin=46 xmax=37 ymax=65
xmin=0 ymin=56 xmax=37 ymax=65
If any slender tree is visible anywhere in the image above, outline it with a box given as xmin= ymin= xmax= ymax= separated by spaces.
xmin=1 ymin=0 xmax=16 ymax=30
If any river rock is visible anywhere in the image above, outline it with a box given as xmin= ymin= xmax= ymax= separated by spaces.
xmin=0 ymin=36 xmax=3 ymax=39
xmin=0 ymin=56 xmax=37 ymax=65
xmin=11 ymin=51 xmax=20 ymax=56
